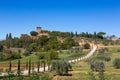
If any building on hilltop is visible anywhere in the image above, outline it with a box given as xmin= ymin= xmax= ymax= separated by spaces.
xmin=36 ymin=26 xmax=49 ymax=37
xmin=20 ymin=26 xmax=49 ymax=39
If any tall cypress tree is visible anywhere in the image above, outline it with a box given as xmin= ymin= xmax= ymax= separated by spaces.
xmin=9 ymin=60 xmax=12 ymax=72
xmin=6 ymin=34 xmax=9 ymax=40
xmin=17 ymin=59 xmax=21 ymax=77
xmin=43 ymin=60 xmax=46 ymax=72
xmin=37 ymin=60 xmax=40 ymax=73
xmin=28 ymin=58 xmax=31 ymax=76
xmin=26 ymin=59 xmax=28 ymax=70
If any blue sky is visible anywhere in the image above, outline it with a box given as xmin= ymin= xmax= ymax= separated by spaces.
xmin=0 ymin=0 xmax=120 ymax=39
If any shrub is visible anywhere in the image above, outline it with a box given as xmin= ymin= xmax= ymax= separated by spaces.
xmin=12 ymin=52 xmax=21 ymax=59
xmin=117 ymin=48 xmax=120 ymax=52
xmin=23 ymin=50 xmax=32 ymax=56
xmin=96 ymin=53 xmax=111 ymax=62
xmin=51 ymin=60 xmax=72 ymax=75
xmin=113 ymin=58 xmax=120 ymax=69
xmin=84 ymin=43 xmax=90 ymax=49
xmin=36 ymin=53 xmax=46 ymax=59
xmin=88 ymin=71 xmax=96 ymax=80
xmin=90 ymin=61 xmax=105 ymax=72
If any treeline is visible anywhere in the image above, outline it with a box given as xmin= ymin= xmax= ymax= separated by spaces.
xmin=3 ymin=33 xmax=78 ymax=51
xmin=47 ymin=31 xmax=106 ymax=39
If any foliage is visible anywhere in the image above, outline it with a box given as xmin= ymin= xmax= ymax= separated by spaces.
xmin=117 ymin=48 xmax=120 ymax=52
xmin=46 ymin=50 xmax=59 ymax=61
xmin=37 ymin=36 xmax=49 ymax=48
xmin=3 ymin=49 xmax=13 ymax=60
xmin=98 ymin=48 xmax=109 ymax=53
xmin=46 ymin=37 xmax=62 ymax=50
xmin=88 ymin=71 xmax=96 ymax=80
xmin=23 ymin=50 xmax=32 ymax=56
xmin=0 ymin=44 xmax=3 ymax=52
xmin=63 ymin=38 xmax=76 ymax=49
xmin=29 ymin=58 xmax=31 ymax=76
xmin=113 ymin=58 xmax=120 ymax=69
xmin=28 ymin=43 xmax=37 ymax=51
xmin=51 ymin=60 xmax=72 ymax=75
xmin=36 ymin=52 xmax=46 ymax=59
xmin=96 ymin=53 xmax=111 ymax=62
xmin=30 ymin=31 xmax=38 ymax=36
xmin=12 ymin=52 xmax=21 ymax=59
xmin=90 ymin=61 xmax=105 ymax=72
xmin=99 ymin=71 xmax=106 ymax=80
xmin=84 ymin=43 xmax=90 ymax=49
xmin=88 ymin=71 xmax=106 ymax=80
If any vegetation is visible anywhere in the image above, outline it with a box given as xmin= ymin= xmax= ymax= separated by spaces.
xmin=90 ymin=61 xmax=105 ymax=72
xmin=84 ymin=43 xmax=90 ymax=49
xmin=0 ymin=28 xmax=120 ymax=80
xmin=113 ymin=58 xmax=120 ymax=69
xmin=30 ymin=31 xmax=38 ymax=36
xmin=51 ymin=60 xmax=72 ymax=75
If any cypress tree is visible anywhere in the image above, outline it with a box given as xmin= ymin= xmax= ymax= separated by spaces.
xmin=28 ymin=58 xmax=31 ymax=76
xmin=6 ymin=34 xmax=9 ymax=40
xmin=37 ymin=60 xmax=40 ymax=73
xmin=26 ymin=59 xmax=28 ymax=70
xmin=9 ymin=60 xmax=12 ymax=72
xmin=32 ymin=62 xmax=34 ymax=73
xmin=17 ymin=59 xmax=21 ymax=77
xmin=43 ymin=60 xmax=46 ymax=72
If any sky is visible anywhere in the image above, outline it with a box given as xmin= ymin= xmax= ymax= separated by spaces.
xmin=0 ymin=0 xmax=120 ymax=39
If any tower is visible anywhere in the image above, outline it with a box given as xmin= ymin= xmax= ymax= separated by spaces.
xmin=37 ymin=26 xmax=42 ymax=34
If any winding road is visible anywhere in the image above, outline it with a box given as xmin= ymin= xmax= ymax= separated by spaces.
xmin=0 ymin=45 xmax=97 ymax=76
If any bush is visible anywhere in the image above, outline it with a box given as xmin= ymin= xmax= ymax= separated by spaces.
xmin=51 ymin=60 xmax=72 ymax=75
xmin=84 ymin=43 xmax=90 ymax=49
xmin=117 ymin=48 xmax=120 ymax=52
xmin=12 ymin=52 xmax=21 ymax=59
xmin=113 ymin=58 xmax=120 ymax=69
xmin=23 ymin=50 xmax=32 ymax=56
xmin=36 ymin=52 xmax=46 ymax=59
xmin=90 ymin=61 xmax=105 ymax=72
xmin=96 ymin=53 xmax=111 ymax=62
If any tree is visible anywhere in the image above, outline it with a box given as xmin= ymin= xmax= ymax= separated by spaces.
xmin=17 ymin=59 xmax=21 ymax=78
xmin=37 ymin=36 xmax=49 ymax=48
xmin=6 ymin=34 xmax=9 ymax=40
xmin=96 ymin=53 xmax=111 ymax=62
xmin=0 ymin=44 xmax=3 ymax=52
xmin=46 ymin=50 xmax=58 ymax=61
xmin=46 ymin=37 xmax=61 ymax=50
xmin=84 ymin=43 xmax=90 ymax=49
xmin=28 ymin=58 xmax=31 ymax=76
xmin=28 ymin=43 xmax=37 ymax=51
xmin=113 ymin=58 xmax=120 ymax=69
xmin=51 ymin=60 xmax=72 ymax=75
xmin=97 ymin=32 xmax=106 ymax=39
xmin=30 ymin=31 xmax=38 ymax=36
xmin=9 ymin=33 xmax=12 ymax=39
xmin=63 ymin=38 xmax=76 ymax=49
xmin=90 ymin=61 xmax=105 ymax=72
xmin=12 ymin=52 xmax=21 ymax=59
